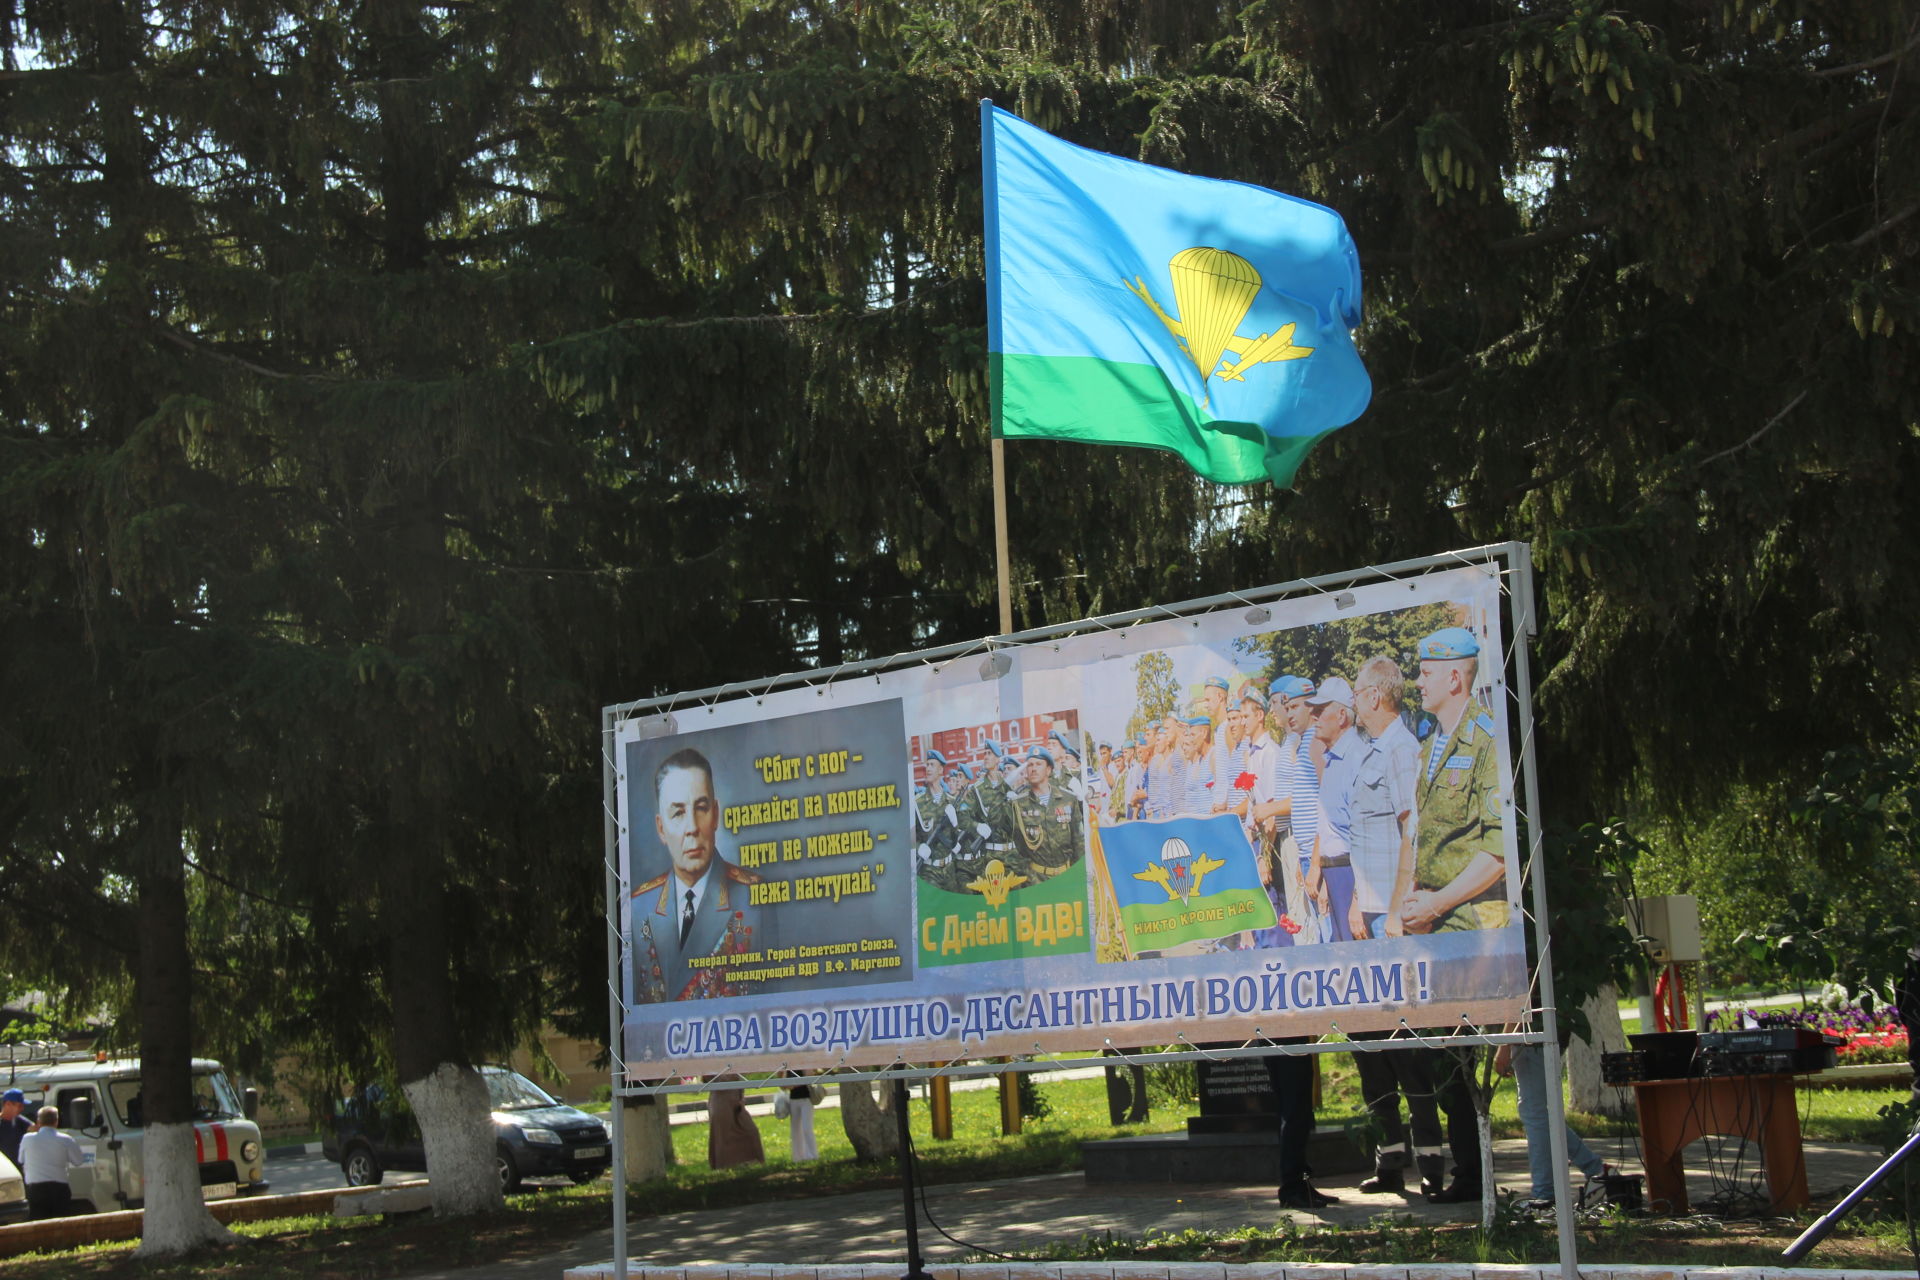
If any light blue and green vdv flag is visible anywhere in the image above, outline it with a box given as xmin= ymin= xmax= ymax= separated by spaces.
xmin=1099 ymin=814 xmax=1277 ymax=951
xmin=982 ymin=101 xmax=1371 ymax=486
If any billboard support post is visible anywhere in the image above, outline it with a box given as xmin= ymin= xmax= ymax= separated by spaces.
xmin=929 ymin=1075 xmax=953 ymax=1140
xmin=601 ymin=706 xmax=630 ymax=1280
xmin=1508 ymin=544 xmax=1578 ymax=1280
xmin=894 ymin=1076 xmax=934 ymax=1280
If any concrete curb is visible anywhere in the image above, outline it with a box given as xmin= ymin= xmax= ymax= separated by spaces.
xmin=563 ymin=1267 xmax=1916 ymax=1280
xmin=0 ymin=1179 xmax=425 ymax=1258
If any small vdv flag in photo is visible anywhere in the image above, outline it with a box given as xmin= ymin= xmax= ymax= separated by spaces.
xmin=982 ymin=101 xmax=1371 ymax=486
xmin=1099 ymin=813 xmax=1277 ymax=949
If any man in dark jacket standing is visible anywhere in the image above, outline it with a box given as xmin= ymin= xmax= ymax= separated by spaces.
xmin=0 ymin=1088 xmax=34 ymax=1172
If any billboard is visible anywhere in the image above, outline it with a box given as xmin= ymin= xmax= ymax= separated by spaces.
xmin=612 ymin=562 xmax=1527 ymax=1079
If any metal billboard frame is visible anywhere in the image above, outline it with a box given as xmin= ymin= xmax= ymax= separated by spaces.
xmin=599 ymin=540 xmax=1578 ymax=1278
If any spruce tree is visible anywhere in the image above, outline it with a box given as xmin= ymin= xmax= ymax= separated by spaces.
xmin=556 ymin=0 xmax=1916 ymax=842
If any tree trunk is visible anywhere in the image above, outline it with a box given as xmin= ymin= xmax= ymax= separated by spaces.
xmin=402 ymin=1063 xmax=498 ymax=1216
xmin=134 ymin=852 xmax=231 ymax=1256
xmin=836 ymin=1079 xmax=898 ymax=1161
xmin=621 ymin=1096 xmax=673 ymax=1182
xmin=1568 ymin=984 xmax=1633 ymax=1117
xmin=387 ymin=860 xmax=501 ymax=1216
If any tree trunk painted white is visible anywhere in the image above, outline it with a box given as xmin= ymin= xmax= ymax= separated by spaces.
xmin=1476 ymin=1109 xmax=1495 ymax=1229
xmin=621 ymin=1095 xmax=673 ymax=1182
xmin=133 ymin=1123 xmax=232 ymax=1256
xmin=836 ymin=1079 xmax=899 ymax=1161
xmin=1568 ymin=984 xmax=1633 ymax=1117
xmin=403 ymin=1062 xmax=502 ymax=1216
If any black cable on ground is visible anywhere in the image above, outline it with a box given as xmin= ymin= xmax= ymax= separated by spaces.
xmin=901 ymin=1105 xmax=1023 ymax=1260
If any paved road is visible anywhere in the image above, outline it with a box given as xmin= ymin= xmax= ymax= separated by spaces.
xmin=263 ymin=1150 xmax=354 ymax=1196
xmin=264 ymin=1148 xmax=601 ymax=1199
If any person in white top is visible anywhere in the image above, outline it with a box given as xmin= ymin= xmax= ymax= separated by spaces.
xmin=19 ymin=1106 xmax=83 ymax=1219
xmin=1348 ymin=655 xmax=1421 ymax=939
xmin=1235 ymin=686 xmax=1293 ymax=948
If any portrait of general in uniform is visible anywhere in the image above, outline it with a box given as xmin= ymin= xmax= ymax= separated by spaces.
xmin=631 ymin=746 xmax=779 ymax=1003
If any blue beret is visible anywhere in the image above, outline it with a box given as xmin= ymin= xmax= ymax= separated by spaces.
xmin=948 ymin=763 xmax=974 ymax=781
xmin=927 ymin=749 xmax=949 ymax=765
xmin=1273 ymin=675 xmax=1315 ymax=699
xmin=1203 ymin=675 xmax=1231 ymax=691
xmin=1026 ymin=747 xmax=1056 ymax=766
xmin=1419 ymin=627 xmax=1481 ymax=661
xmin=1239 ymin=686 xmax=1269 ymax=709
xmin=982 ymin=739 xmax=1004 ymax=757
xmin=1181 ymin=714 xmax=1210 ymax=727
xmin=1098 ymin=740 xmax=1113 ymax=751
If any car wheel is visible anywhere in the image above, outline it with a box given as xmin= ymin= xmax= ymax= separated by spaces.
xmin=343 ymin=1144 xmax=384 ymax=1187
xmin=496 ymin=1146 xmax=522 ymax=1194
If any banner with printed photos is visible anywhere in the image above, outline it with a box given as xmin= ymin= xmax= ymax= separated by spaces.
xmin=612 ymin=564 xmax=1527 ymax=1079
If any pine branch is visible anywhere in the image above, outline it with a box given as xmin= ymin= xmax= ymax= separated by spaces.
xmin=465 ymin=177 xmax=562 ymax=204
xmin=1696 ymin=389 xmax=1809 ymax=467
xmin=155 ymin=327 xmax=341 ymax=382
xmin=1851 ymin=198 xmax=1920 ymax=247
xmin=1813 ymin=27 xmax=1920 ymax=77
xmin=183 ymin=852 xmax=311 ymax=913
xmin=1368 ymin=215 xmax=1609 ymax=268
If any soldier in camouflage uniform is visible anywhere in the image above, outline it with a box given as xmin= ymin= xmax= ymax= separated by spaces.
xmin=913 ymin=750 xmax=964 ymax=888
xmin=1009 ymin=747 xmax=1085 ymax=881
xmin=1401 ymin=627 xmax=1510 ymax=934
xmin=976 ymin=747 xmax=1026 ymax=867
xmin=941 ymin=762 xmax=997 ymax=892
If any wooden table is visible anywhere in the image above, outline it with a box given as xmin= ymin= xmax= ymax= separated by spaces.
xmin=1631 ymin=1073 xmax=1809 ymax=1214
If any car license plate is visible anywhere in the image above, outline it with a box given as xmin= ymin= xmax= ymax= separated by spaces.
xmin=201 ymin=1182 xmax=238 ymax=1201
xmin=573 ymin=1146 xmax=606 ymax=1160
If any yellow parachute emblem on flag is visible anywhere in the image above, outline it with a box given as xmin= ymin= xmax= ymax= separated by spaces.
xmin=1125 ymin=248 xmax=1315 ymax=403
xmin=1132 ymin=835 xmax=1228 ymax=903
xmin=967 ymin=858 xmax=1029 ymax=909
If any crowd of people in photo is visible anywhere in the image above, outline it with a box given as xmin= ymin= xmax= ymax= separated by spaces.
xmin=908 ymin=624 xmax=1583 ymax=1211
xmin=912 ymin=731 xmax=1087 ymax=893
xmin=1095 ymin=624 xmax=1515 ymax=1208
xmin=911 ymin=624 xmax=1509 ymax=948
xmin=1088 ymin=624 xmax=1511 ymax=946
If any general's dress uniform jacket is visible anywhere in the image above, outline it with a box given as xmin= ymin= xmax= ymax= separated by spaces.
xmin=632 ymin=859 xmax=774 ymax=1002
xmin=1009 ymin=785 xmax=1083 ymax=881
xmin=1412 ymin=697 xmax=1509 ymax=932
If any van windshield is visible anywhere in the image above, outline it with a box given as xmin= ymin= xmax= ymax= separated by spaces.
xmin=107 ymin=1081 xmax=144 ymax=1128
xmin=192 ymin=1071 xmax=244 ymax=1120
xmin=105 ymin=1071 xmax=243 ymax=1127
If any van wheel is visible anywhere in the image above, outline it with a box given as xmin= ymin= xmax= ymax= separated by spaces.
xmin=496 ymin=1146 xmax=522 ymax=1194
xmin=343 ymin=1144 xmax=384 ymax=1187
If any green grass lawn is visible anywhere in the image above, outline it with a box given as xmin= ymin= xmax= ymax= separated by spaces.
xmin=638 ymin=1054 xmax=1911 ymax=1207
